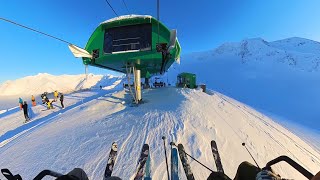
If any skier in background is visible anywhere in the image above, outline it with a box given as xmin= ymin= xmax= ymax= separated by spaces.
xmin=41 ymin=92 xmax=48 ymax=104
xmin=54 ymin=90 xmax=59 ymax=102
xmin=60 ymin=93 xmax=64 ymax=109
xmin=31 ymin=95 xmax=36 ymax=106
xmin=22 ymin=101 xmax=30 ymax=122
xmin=47 ymin=99 xmax=55 ymax=109
xmin=18 ymin=97 xmax=23 ymax=110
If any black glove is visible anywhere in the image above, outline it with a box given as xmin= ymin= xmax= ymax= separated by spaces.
xmin=256 ymin=170 xmax=281 ymax=180
xmin=207 ymin=171 xmax=231 ymax=180
xmin=56 ymin=168 xmax=89 ymax=180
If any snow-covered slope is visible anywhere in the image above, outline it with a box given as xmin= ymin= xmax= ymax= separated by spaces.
xmin=0 ymin=73 xmax=123 ymax=110
xmin=167 ymin=37 xmax=320 ymax=133
xmin=0 ymin=73 xmax=118 ymax=96
xmin=0 ymin=88 xmax=319 ymax=179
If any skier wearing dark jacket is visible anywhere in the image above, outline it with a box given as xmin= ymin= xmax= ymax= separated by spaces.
xmin=60 ymin=93 xmax=64 ymax=109
xmin=22 ymin=101 xmax=30 ymax=122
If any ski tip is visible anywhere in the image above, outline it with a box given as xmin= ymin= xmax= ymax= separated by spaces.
xmin=143 ymin=144 xmax=149 ymax=148
xmin=111 ymin=142 xmax=118 ymax=147
xmin=111 ymin=142 xmax=118 ymax=151
xmin=177 ymin=143 xmax=184 ymax=149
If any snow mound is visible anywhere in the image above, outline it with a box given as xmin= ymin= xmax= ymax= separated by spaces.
xmin=0 ymin=88 xmax=319 ymax=180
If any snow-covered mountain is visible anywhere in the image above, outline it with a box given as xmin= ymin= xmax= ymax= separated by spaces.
xmin=0 ymin=73 xmax=123 ymax=110
xmin=168 ymin=37 xmax=320 ymax=133
xmin=210 ymin=37 xmax=320 ymax=71
xmin=0 ymin=73 xmax=120 ymax=96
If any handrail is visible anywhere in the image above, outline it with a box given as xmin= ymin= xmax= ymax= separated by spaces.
xmin=265 ymin=156 xmax=314 ymax=179
xmin=33 ymin=170 xmax=63 ymax=180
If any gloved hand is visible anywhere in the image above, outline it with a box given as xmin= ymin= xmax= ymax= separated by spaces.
xmin=207 ymin=171 xmax=231 ymax=180
xmin=256 ymin=170 xmax=281 ymax=180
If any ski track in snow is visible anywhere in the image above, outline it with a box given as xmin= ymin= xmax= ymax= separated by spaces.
xmin=0 ymin=87 xmax=319 ymax=179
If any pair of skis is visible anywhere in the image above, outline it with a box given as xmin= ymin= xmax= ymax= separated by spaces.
xmin=103 ymin=140 xmax=223 ymax=180
xmin=103 ymin=142 xmax=151 ymax=180
xmin=178 ymin=140 xmax=224 ymax=180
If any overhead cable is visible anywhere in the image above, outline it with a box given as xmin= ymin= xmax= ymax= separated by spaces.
xmin=0 ymin=17 xmax=73 ymax=45
xmin=105 ymin=0 xmax=119 ymax=16
xmin=122 ymin=0 xmax=130 ymax=14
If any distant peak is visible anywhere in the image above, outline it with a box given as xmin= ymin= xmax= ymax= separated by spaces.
xmin=36 ymin=73 xmax=52 ymax=76
xmin=241 ymin=38 xmax=270 ymax=46
xmin=271 ymin=37 xmax=320 ymax=45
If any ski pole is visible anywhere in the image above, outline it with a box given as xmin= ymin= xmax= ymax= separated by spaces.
xmin=170 ymin=141 xmax=173 ymax=180
xmin=242 ymin=143 xmax=260 ymax=169
xmin=162 ymin=136 xmax=170 ymax=180
xmin=171 ymin=142 xmax=214 ymax=172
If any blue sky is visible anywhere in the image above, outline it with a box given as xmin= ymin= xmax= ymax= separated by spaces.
xmin=1 ymin=0 xmax=320 ymax=83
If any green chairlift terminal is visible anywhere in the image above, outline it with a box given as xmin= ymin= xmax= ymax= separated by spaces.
xmin=69 ymin=15 xmax=181 ymax=104
xmin=176 ymin=73 xmax=197 ymax=89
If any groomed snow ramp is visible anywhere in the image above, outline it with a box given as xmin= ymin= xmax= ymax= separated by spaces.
xmin=0 ymin=88 xmax=319 ymax=179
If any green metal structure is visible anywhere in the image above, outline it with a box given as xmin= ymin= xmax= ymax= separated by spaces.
xmin=82 ymin=15 xmax=181 ymax=78
xmin=177 ymin=73 xmax=197 ymax=89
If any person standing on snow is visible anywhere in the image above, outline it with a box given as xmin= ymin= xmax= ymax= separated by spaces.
xmin=47 ymin=99 xmax=55 ymax=109
xmin=54 ymin=90 xmax=59 ymax=102
xmin=31 ymin=95 xmax=36 ymax=106
xmin=60 ymin=93 xmax=64 ymax=109
xmin=22 ymin=101 xmax=30 ymax=122
xmin=19 ymin=97 xmax=23 ymax=110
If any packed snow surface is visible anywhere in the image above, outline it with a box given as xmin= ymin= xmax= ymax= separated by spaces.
xmin=0 ymin=87 xmax=319 ymax=180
